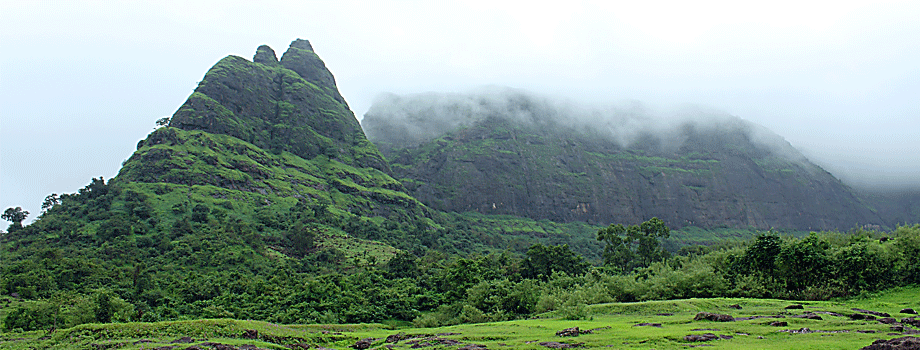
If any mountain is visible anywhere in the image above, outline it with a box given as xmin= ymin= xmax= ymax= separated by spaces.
xmin=362 ymin=89 xmax=886 ymax=231
xmin=0 ymin=40 xmax=452 ymax=318
xmin=121 ymin=39 xmax=428 ymax=222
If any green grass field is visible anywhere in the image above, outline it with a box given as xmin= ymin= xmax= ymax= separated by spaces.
xmin=2 ymin=286 xmax=916 ymax=349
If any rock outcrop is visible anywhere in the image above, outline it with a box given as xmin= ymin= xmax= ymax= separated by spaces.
xmin=167 ymin=39 xmax=387 ymax=171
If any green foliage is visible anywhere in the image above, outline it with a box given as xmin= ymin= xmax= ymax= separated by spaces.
xmin=93 ymin=291 xmax=115 ymax=323
xmin=2 ymin=207 xmax=29 ymax=232
xmin=521 ymin=244 xmax=590 ymax=280
xmin=6 ymin=287 xmax=919 ymax=350
xmin=740 ymin=233 xmax=782 ymax=277
xmin=777 ymin=232 xmax=831 ymax=292
xmin=384 ymin=251 xmax=418 ymax=279
xmin=3 ymin=207 xmax=29 ymax=224
xmin=2 ymin=301 xmax=60 ymax=331
xmin=894 ymin=224 xmax=920 ymax=283
xmin=40 ymin=194 xmax=60 ymax=213
xmin=285 ymin=222 xmax=316 ymax=257
xmin=597 ymin=217 xmax=671 ymax=272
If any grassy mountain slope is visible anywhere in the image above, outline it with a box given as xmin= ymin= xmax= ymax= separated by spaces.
xmin=363 ymin=91 xmax=885 ymax=231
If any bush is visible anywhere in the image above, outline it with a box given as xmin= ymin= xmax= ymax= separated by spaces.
xmin=412 ymin=304 xmax=457 ymax=328
xmin=3 ymin=302 xmax=60 ymax=331
xmin=558 ymin=300 xmax=587 ymax=320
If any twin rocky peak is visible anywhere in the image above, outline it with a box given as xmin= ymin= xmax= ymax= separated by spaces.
xmin=166 ymin=39 xmax=386 ymax=171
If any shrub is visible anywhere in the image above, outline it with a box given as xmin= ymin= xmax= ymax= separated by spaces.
xmin=2 ymin=302 xmax=60 ymax=331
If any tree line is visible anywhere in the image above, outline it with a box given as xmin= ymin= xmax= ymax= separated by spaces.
xmin=2 ymin=178 xmax=918 ymax=331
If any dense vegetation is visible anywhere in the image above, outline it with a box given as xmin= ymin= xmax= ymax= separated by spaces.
xmin=3 ymin=179 xmax=917 ymax=332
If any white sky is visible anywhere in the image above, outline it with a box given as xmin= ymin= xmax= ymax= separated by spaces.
xmin=2 ymin=0 xmax=919 ymax=224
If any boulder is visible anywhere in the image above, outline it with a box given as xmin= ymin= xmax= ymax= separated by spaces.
xmin=539 ymin=341 xmax=583 ymax=348
xmin=770 ymin=321 xmax=788 ymax=327
xmin=352 ymin=338 xmax=374 ymax=349
xmin=459 ymin=345 xmax=488 ymax=350
xmin=853 ymin=313 xmax=878 ymax=320
xmin=694 ymin=312 xmax=735 ymax=322
xmin=242 ymin=329 xmax=258 ymax=339
xmin=854 ymin=308 xmax=892 ymax=317
xmin=859 ymin=336 xmax=920 ymax=350
xmin=785 ymin=304 xmax=804 ymax=309
xmin=385 ymin=333 xmax=410 ymax=343
xmin=634 ymin=323 xmax=662 ymax=328
xmin=556 ymin=327 xmax=581 ymax=337
xmin=684 ymin=333 xmax=719 ymax=342
xmin=904 ymin=309 xmax=918 ymax=315
xmin=791 ymin=313 xmax=823 ymax=320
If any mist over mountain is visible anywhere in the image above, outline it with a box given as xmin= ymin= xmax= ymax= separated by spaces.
xmin=364 ymin=88 xmax=807 ymax=163
xmin=364 ymin=89 xmax=892 ymax=230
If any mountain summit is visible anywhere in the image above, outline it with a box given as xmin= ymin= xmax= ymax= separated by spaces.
xmin=118 ymin=40 xmax=426 ymax=221
xmin=167 ymin=39 xmax=385 ymax=171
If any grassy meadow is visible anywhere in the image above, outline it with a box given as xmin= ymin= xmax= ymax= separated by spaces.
xmin=3 ymin=286 xmax=916 ymax=350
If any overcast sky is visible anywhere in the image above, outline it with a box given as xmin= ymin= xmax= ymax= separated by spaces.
xmin=2 ymin=1 xmax=919 ymax=224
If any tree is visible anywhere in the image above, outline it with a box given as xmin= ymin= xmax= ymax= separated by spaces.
xmin=742 ymin=233 xmax=782 ymax=277
xmin=190 ymin=204 xmax=210 ymax=223
xmin=41 ymin=194 xmax=60 ymax=212
xmin=286 ymin=222 xmax=316 ymax=257
xmin=2 ymin=207 xmax=28 ymax=223
xmin=155 ymin=117 xmax=170 ymax=127
xmin=597 ymin=217 xmax=671 ymax=273
xmin=80 ymin=177 xmax=110 ymax=199
xmin=2 ymin=207 xmax=29 ymax=231
xmin=596 ymin=223 xmax=633 ymax=272
xmin=635 ymin=217 xmax=671 ymax=266
xmin=777 ymin=233 xmax=830 ymax=291
xmin=94 ymin=291 xmax=114 ymax=323
xmin=521 ymin=244 xmax=590 ymax=280
xmin=385 ymin=251 xmax=419 ymax=279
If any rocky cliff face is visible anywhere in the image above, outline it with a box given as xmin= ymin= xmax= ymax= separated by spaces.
xmin=363 ymin=91 xmax=885 ymax=230
xmin=168 ymin=39 xmax=387 ymax=171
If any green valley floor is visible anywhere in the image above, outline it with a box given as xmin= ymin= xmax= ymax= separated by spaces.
xmin=2 ymin=286 xmax=918 ymax=350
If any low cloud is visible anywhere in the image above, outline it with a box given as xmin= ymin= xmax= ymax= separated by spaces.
xmin=363 ymin=86 xmax=806 ymax=162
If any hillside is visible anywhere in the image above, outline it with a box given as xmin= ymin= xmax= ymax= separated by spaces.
xmin=0 ymin=40 xmax=444 ymax=323
xmin=363 ymin=90 xmax=886 ymax=231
